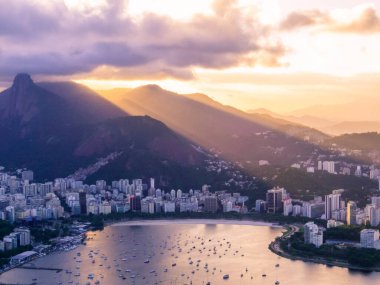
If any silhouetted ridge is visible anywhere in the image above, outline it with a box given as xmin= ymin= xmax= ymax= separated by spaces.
xmin=12 ymin=73 xmax=34 ymax=87
xmin=0 ymin=75 xmax=206 ymax=183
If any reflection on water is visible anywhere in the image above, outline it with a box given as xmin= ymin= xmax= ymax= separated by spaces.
xmin=1 ymin=224 xmax=380 ymax=285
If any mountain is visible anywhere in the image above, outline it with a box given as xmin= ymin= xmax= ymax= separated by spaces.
xmin=289 ymin=98 xmax=380 ymax=122
xmin=0 ymin=74 xmax=206 ymax=185
xmin=283 ymin=115 xmax=335 ymax=130
xmin=248 ymin=107 xmax=380 ymax=136
xmin=323 ymin=121 xmax=380 ymax=136
xmin=246 ymin=108 xmax=281 ymax=117
xmin=329 ymin=132 xmax=380 ymax=152
xmin=328 ymin=132 xmax=380 ymax=165
xmin=0 ymin=74 xmax=126 ymax=136
xmin=98 ymin=85 xmax=329 ymax=166
xmin=38 ymin=81 xmax=127 ymax=121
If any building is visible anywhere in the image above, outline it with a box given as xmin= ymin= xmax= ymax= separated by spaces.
xmin=204 ymin=196 xmax=218 ymax=213
xmin=322 ymin=161 xmax=335 ymax=174
xmin=14 ymin=228 xmax=31 ymax=246
xmin=360 ymin=229 xmax=380 ymax=249
xmin=130 ymin=196 xmax=141 ymax=212
xmin=306 ymin=167 xmax=315 ymax=173
xmin=325 ymin=193 xmax=341 ymax=220
xmin=370 ymin=169 xmax=380 ymax=180
xmin=255 ymin=200 xmax=267 ymax=213
xmin=327 ymin=219 xmax=344 ymax=228
xmin=283 ymin=198 xmax=293 ymax=216
xmin=163 ymin=201 xmax=175 ymax=213
xmin=79 ymin=192 xmax=87 ymax=215
xmin=10 ymin=251 xmax=38 ymax=265
xmin=346 ymin=201 xmax=357 ymax=225
xmin=368 ymin=205 xmax=380 ymax=227
xmin=258 ymin=160 xmax=269 ymax=166
xmin=371 ymin=196 xmax=380 ymax=208
xmin=355 ymin=166 xmax=362 ymax=176
xmin=292 ymin=205 xmax=302 ymax=216
xmin=21 ymin=171 xmax=34 ymax=182
xmin=266 ymin=187 xmax=286 ymax=214
xmin=304 ymin=222 xmax=324 ymax=248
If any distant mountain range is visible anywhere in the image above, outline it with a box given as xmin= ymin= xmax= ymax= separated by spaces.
xmin=0 ymin=74 xmax=205 ymax=186
xmin=248 ymin=107 xmax=380 ymax=136
xmin=2 ymin=73 xmax=378 ymax=187
xmin=98 ymin=85 xmax=328 ymax=166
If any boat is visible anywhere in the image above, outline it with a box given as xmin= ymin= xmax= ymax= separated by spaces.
xmin=144 ymin=259 xmax=150 ymax=263
xmin=223 ymin=274 xmax=229 ymax=280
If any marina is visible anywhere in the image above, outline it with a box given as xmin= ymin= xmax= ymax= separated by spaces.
xmin=1 ymin=222 xmax=380 ymax=285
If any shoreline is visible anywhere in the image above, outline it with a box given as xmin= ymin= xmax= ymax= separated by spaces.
xmin=109 ymin=218 xmax=281 ymax=227
xmin=269 ymin=225 xmax=380 ymax=272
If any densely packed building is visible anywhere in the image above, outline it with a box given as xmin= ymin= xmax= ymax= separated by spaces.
xmin=0 ymin=167 xmax=249 ymax=227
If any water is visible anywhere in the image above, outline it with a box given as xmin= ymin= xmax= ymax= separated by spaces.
xmin=1 ymin=222 xmax=380 ymax=285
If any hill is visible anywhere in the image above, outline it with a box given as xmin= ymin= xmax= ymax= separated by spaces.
xmin=324 ymin=121 xmax=380 ymax=136
xmin=99 ymin=85 xmax=329 ymax=166
xmin=0 ymin=75 xmax=207 ymax=186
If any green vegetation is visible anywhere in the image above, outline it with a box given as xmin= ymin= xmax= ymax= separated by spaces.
xmin=280 ymin=226 xmax=380 ymax=268
xmin=0 ymin=245 xmax=33 ymax=267
xmin=0 ymin=220 xmax=14 ymax=239
xmin=330 ymin=132 xmax=380 ymax=153
xmin=246 ymin=166 xmax=377 ymax=206
xmin=30 ymin=227 xmax=59 ymax=244
xmin=324 ymin=225 xmax=364 ymax=242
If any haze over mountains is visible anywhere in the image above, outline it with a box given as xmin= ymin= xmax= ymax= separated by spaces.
xmin=249 ymin=101 xmax=380 ymax=136
xmin=98 ymin=85 xmax=330 ymax=166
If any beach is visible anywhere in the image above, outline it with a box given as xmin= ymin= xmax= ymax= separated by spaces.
xmin=110 ymin=218 xmax=281 ymax=227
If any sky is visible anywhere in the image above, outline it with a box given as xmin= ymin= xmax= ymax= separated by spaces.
xmin=0 ymin=0 xmax=380 ymax=113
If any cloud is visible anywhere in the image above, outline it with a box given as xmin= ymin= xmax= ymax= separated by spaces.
xmin=331 ymin=6 xmax=380 ymax=33
xmin=280 ymin=10 xmax=330 ymax=30
xmin=281 ymin=5 xmax=380 ymax=34
xmin=0 ymin=0 xmax=285 ymax=82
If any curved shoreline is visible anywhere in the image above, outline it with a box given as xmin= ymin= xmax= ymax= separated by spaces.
xmin=269 ymin=225 xmax=380 ymax=272
xmin=110 ymin=218 xmax=282 ymax=227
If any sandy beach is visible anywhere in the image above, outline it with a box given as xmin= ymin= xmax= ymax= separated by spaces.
xmin=110 ymin=219 xmax=281 ymax=227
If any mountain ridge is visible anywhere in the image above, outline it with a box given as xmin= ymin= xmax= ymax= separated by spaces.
xmin=0 ymin=74 xmax=207 ymax=184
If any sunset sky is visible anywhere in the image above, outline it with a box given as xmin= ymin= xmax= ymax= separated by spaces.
xmin=1 ymin=0 xmax=380 ymax=113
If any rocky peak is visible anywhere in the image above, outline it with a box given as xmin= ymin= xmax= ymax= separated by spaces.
xmin=12 ymin=73 xmax=34 ymax=90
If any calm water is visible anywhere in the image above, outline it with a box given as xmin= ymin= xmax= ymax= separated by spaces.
xmin=1 ymin=223 xmax=380 ymax=285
